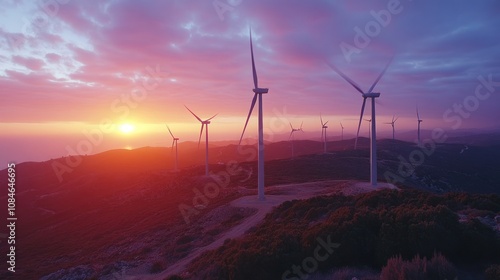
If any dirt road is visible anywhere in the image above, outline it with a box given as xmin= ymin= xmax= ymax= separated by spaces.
xmin=147 ymin=180 xmax=396 ymax=279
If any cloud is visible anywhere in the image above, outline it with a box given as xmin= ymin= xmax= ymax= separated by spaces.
xmin=0 ymin=0 xmax=498 ymax=130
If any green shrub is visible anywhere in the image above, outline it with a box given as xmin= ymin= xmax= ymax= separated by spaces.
xmin=188 ymin=189 xmax=499 ymax=279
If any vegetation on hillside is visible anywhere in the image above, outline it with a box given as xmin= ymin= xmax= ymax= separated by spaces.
xmin=188 ymin=189 xmax=500 ymax=279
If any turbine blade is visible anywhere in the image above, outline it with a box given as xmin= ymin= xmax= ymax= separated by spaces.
xmin=368 ymin=56 xmax=394 ymax=93
xmin=171 ymin=139 xmax=174 ymax=149
xmin=239 ymin=94 xmax=258 ymax=145
xmin=300 ymin=121 xmax=303 ymax=130
xmin=289 ymin=122 xmax=293 ymax=130
xmin=320 ymin=114 xmax=324 ymax=126
xmin=289 ymin=130 xmax=294 ymax=140
xmin=324 ymin=121 xmax=329 ymax=125
xmin=416 ymin=106 xmax=420 ymax=120
xmin=185 ymin=105 xmax=203 ymax=123
xmin=206 ymin=113 xmax=218 ymax=121
xmin=394 ymin=116 xmax=399 ymax=123
xmin=250 ymin=28 xmax=258 ymax=89
xmin=198 ymin=124 xmax=204 ymax=148
xmin=325 ymin=61 xmax=364 ymax=94
xmin=355 ymin=97 xmax=367 ymax=148
xmin=166 ymin=125 xmax=174 ymax=138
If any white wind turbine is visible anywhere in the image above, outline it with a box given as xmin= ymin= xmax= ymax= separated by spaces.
xmin=239 ymin=27 xmax=269 ymax=201
xmin=320 ymin=114 xmax=329 ymax=154
xmin=385 ymin=115 xmax=399 ymax=140
xmin=185 ymin=106 xmax=217 ymax=176
xmin=289 ymin=122 xmax=303 ymax=158
xmin=166 ymin=125 xmax=179 ymax=171
xmin=340 ymin=122 xmax=344 ymax=141
xmin=417 ymin=106 xmax=423 ymax=145
xmin=327 ymin=58 xmax=393 ymax=186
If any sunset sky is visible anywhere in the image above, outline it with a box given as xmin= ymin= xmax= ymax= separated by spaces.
xmin=1 ymin=0 xmax=500 ymax=165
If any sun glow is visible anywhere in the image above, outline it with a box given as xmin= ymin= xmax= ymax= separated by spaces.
xmin=119 ymin=123 xmax=135 ymax=134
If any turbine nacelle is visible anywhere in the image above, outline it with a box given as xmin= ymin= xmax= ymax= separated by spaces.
xmin=363 ymin=92 xmax=380 ymax=98
xmin=253 ymin=88 xmax=269 ymax=94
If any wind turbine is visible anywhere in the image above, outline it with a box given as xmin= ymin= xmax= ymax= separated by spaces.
xmin=239 ymin=27 xmax=269 ymax=201
xmin=417 ymin=106 xmax=423 ymax=145
xmin=289 ymin=122 xmax=303 ymax=158
xmin=166 ymin=125 xmax=179 ymax=171
xmin=340 ymin=122 xmax=344 ymax=141
xmin=327 ymin=57 xmax=393 ymax=186
xmin=185 ymin=106 xmax=217 ymax=176
xmin=320 ymin=114 xmax=328 ymax=154
xmin=364 ymin=118 xmax=372 ymax=139
xmin=385 ymin=115 xmax=399 ymax=140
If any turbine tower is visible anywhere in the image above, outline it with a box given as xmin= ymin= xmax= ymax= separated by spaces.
xmin=385 ymin=115 xmax=398 ymax=140
xmin=327 ymin=57 xmax=393 ymax=186
xmin=289 ymin=122 xmax=303 ymax=158
xmin=417 ymin=107 xmax=423 ymax=145
xmin=320 ymin=114 xmax=329 ymax=154
xmin=239 ymin=27 xmax=269 ymax=201
xmin=166 ymin=125 xmax=179 ymax=171
xmin=185 ymin=106 xmax=217 ymax=176
xmin=340 ymin=122 xmax=344 ymax=141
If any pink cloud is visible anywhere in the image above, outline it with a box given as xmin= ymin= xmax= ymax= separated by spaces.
xmin=12 ymin=56 xmax=45 ymax=71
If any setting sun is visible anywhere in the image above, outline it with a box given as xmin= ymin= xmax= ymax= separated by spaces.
xmin=119 ymin=123 xmax=135 ymax=134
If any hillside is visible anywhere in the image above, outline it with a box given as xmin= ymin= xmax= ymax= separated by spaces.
xmin=0 ymin=138 xmax=499 ymax=279
xmin=187 ymin=189 xmax=500 ymax=279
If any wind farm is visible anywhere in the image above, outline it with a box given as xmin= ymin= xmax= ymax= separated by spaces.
xmin=1 ymin=1 xmax=500 ymax=280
